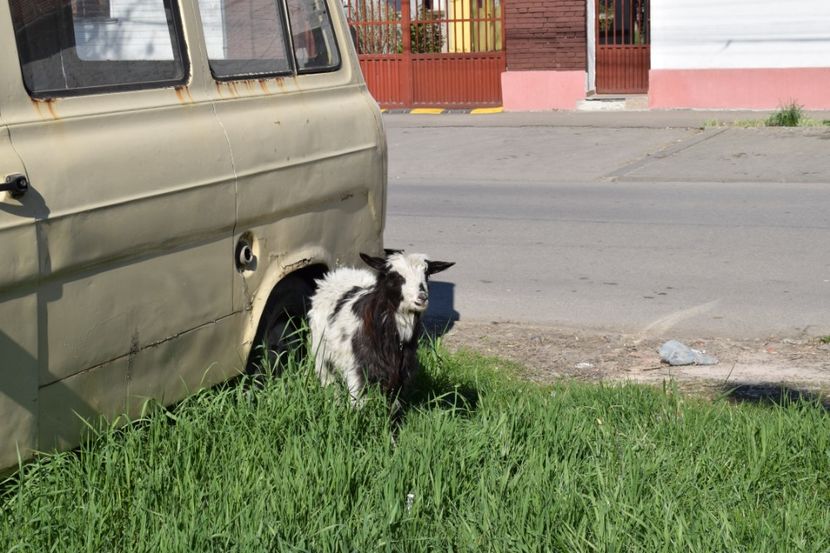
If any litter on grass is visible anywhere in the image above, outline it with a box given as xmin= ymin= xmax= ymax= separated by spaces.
xmin=658 ymin=340 xmax=719 ymax=366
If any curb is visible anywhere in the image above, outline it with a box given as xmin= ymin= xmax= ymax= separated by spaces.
xmin=381 ymin=107 xmax=504 ymax=115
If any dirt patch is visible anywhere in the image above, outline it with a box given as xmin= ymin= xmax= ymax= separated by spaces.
xmin=439 ymin=321 xmax=830 ymax=401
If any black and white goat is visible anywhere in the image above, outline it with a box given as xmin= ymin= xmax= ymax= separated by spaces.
xmin=308 ymin=251 xmax=454 ymax=405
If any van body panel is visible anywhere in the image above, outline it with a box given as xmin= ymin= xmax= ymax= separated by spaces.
xmin=38 ymin=350 xmax=128 ymax=453
xmin=5 ymin=101 xmax=237 ymax=386
xmin=0 ymin=292 xmax=38 ymax=468
xmin=39 ymin=311 xmax=243 ymax=452
xmin=0 ymin=122 xmax=39 ymax=468
xmin=123 ymin=312 xmax=245 ymax=418
xmin=214 ymin=82 xmax=385 ymax=309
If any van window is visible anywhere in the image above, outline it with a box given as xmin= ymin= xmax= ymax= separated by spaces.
xmin=197 ymin=0 xmax=293 ymax=79
xmin=286 ymin=0 xmax=341 ymax=73
xmin=9 ymin=0 xmax=187 ymax=97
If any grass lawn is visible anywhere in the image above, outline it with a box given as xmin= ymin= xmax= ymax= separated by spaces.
xmin=2 ymin=341 xmax=829 ymax=552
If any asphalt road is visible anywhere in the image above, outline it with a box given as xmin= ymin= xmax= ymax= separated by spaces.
xmin=383 ymin=114 xmax=830 ymax=340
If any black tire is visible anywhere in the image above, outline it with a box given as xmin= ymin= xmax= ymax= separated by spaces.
xmin=246 ymin=273 xmax=315 ymax=374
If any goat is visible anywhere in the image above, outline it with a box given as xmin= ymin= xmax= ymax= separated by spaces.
xmin=308 ymin=251 xmax=454 ymax=406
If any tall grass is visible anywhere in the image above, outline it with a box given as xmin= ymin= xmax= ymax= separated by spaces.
xmin=766 ymin=102 xmax=804 ymax=127
xmin=2 ymin=341 xmax=829 ymax=552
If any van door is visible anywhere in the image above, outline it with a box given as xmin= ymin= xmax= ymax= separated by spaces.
xmin=0 ymin=120 xmax=39 ymax=468
xmin=1 ymin=0 xmax=238 ymax=452
xmin=194 ymin=0 xmax=385 ymax=334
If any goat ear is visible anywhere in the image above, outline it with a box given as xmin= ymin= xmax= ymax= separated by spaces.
xmin=360 ymin=252 xmax=388 ymax=273
xmin=384 ymin=248 xmax=404 ymax=257
xmin=426 ymin=260 xmax=455 ymax=275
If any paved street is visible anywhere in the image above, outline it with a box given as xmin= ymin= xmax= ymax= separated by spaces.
xmin=384 ymin=112 xmax=830 ymax=341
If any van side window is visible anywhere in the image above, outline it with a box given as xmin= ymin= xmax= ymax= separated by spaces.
xmin=197 ymin=0 xmax=293 ymax=79
xmin=9 ymin=0 xmax=188 ymax=97
xmin=286 ymin=0 xmax=341 ymax=73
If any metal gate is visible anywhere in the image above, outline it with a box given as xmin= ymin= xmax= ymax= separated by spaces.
xmin=344 ymin=0 xmax=505 ymax=108
xmin=596 ymin=0 xmax=650 ymax=93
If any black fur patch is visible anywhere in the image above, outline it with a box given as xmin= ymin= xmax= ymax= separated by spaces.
xmin=330 ymin=286 xmax=363 ymax=323
xmin=350 ymin=271 xmax=421 ymax=399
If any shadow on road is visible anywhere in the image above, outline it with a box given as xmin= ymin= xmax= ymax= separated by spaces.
xmin=423 ymin=280 xmax=459 ymax=338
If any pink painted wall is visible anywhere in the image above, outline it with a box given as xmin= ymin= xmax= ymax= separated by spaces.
xmin=502 ymin=71 xmax=586 ymax=111
xmin=650 ymin=68 xmax=830 ymax=110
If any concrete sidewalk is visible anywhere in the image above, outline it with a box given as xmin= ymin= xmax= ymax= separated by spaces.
xmin=384 ymin=109 xmax=830 ymax=129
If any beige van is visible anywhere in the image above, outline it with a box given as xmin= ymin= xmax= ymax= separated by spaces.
xmin=0 ymin=0 xmax=386 ymax=470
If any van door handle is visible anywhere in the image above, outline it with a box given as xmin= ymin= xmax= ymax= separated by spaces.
xmin=0 ymin=174 xmax=29 ymax=198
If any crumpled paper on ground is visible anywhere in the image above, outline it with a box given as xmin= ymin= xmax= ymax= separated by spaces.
xmin=658 ymin=340 xmax=719 ymax=366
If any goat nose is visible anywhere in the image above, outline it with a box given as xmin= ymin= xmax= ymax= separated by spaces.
xmin=417 ymin=291 xmax=428 ymax=303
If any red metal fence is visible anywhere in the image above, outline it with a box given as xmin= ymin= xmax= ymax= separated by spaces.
xmin=596 ymin=0 xmax=650 ymax=94
xmin=344 ymin=0 xmax=505 ymax=108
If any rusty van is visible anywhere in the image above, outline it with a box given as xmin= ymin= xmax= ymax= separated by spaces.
xmin=0 ymin=0 xmax=386 ymax=470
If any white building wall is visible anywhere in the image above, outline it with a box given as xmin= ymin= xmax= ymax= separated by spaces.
xmin=652 ymin=0 xmax=830 ymax=70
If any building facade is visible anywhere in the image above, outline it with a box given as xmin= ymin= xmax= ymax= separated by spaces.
xmin=502 ymin=0 xmax=830 ymax=110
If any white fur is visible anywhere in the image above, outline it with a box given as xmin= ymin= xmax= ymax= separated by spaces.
xmin=387 ymin=253 xmax=430 ymax=317
xmin=308 ymin=267 xmax=373 ymax=400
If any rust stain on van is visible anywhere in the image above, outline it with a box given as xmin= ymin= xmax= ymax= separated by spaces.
xmin=214 ymin=81 xmax=240 ymax=98
xmin=31 ymin=98 xmax=60 ymax=120
xmin=215 ymin=79 xmax=276 ymax=97
xmin=273 ymin=77 xmax=286 ymax=90
xmin=174 ymin=85 xmax=194 ymax=104
xmin=284 ymin=258 xmax=313 ymax=274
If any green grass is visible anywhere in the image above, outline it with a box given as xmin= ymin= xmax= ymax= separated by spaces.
xmin=703 ymin=118 xmax=766 ymax=128
xmin=765 ymin=102 xmax=805 ymax=127
xmin=819 ymin=336 xmax=830 ymax=345
xmin=2 ymin=342 xmax=830 ymax=552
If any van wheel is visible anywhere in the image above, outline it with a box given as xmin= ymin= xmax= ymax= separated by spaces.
xmin=247 ymin=274 xmax=315 ymax=374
